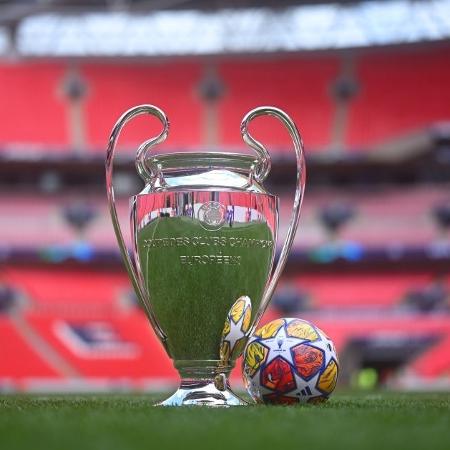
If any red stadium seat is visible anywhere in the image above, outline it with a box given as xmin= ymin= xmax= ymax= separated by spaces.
xmin=218 ymin=56 xmax=340 ymax=151
xmin=82 ymin=62 xmax=203 ymax=151
xmin=411 ymin=334 xmax=450 ymax=378
xmin=0 ymin=62 xmax=69 ymax=149
xmin=346 ymin=46 xmax=450 ymax=148
xmin=25 ymin=311 xmax=177 ymax=381
xmin=4 ymin=267 xmax=130 ymax=313
xmin=0 ymin=316 xmax=61 ymax=379
xmin=294 ymin=274 xmax=433 ymax=309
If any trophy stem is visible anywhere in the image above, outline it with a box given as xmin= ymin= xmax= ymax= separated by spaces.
xmin=155 ymin=361 xmax=247 ymax=407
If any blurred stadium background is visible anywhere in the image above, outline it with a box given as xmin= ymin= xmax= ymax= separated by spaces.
xmin=0 ymin=0 xmax=449 ymax=394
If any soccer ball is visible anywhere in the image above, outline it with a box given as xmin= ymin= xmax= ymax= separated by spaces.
xmin=242 ymin=318 xmax=339 ymax=405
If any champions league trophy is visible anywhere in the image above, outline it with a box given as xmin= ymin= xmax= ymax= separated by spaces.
xmin=106 ymin=105 xmax=306 ymax=406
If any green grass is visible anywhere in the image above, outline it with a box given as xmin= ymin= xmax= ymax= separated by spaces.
xmin=1 ymin=392 xmax=449 ymax=450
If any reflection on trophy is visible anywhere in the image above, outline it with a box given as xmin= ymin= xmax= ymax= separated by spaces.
xmin=106 ymin=105 xmax=306 ymax=406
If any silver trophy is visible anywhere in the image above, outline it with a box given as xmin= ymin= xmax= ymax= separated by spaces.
xmin=106 ymin=105 xmax=305 ymax=406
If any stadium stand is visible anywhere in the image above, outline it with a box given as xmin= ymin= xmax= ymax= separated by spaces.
xmin=217 ymin=56 xmax=340 ymax=150
xmin=3 ymin=267 xmax=130 ymax=313
xmin=291 ymin=274 xmax=436 ymax=310
xmin=3 ymin=266 xmax=447 ymax=313
xmin=0 ymin=316 xmax=62 ymax=380
xmin=346 ymin=46 xmax=450 ymax=148
xmin=82 ymin=62 xmax=203 ymax=151
xmin=1 ymin=259 xmax=447 ymax=389
xmin=25 ymin=310 xmax=177 ymax=382
xmin=1 ymin=266 xmax=179 ymax=388
xmin=0 ymin=62 xmax=69 ymax=148
xmin=0 ymin=185 xmax=447 ymax=249
xmin=411 ymin=334 xmax=450 ymax=378
xmin=1 ymin=45 xmax=449 ymax=153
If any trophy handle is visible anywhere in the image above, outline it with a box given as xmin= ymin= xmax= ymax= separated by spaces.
xmin=106 ymin=104 xmax=169 ymax=346
xmin=240 ymin=106 xmax=306 ymax=329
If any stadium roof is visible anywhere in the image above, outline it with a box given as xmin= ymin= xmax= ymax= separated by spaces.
xmin=0 ymin=0 xmax=449 ymax=57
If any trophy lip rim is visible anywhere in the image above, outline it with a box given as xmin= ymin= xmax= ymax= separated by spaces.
xmin=147 ymin=152 xmax=258 ymax=162
xmin=145 ymin=152 xmax=261 ymax=178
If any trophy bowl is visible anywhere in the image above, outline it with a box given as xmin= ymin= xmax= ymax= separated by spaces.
xmin=106 ymin=105 xmax=305 ymax=406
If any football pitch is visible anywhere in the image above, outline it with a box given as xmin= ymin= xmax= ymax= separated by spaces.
xmin=1 ymin=392 xmax=449 ymax=450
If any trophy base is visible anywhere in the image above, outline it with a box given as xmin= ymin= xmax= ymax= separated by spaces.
xmin=156 ymin=380 xmax=247 ymax=407
xmin=156 ymin=362 xmax=247 ymax=407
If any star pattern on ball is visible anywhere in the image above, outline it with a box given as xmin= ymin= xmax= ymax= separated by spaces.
xmin=220 ymin=296 xmax=252 ymax=363
xmin=292 ymin=369 xmax=323 ymax=401
xmin=262 ymin=325 xmax=299 ymax=367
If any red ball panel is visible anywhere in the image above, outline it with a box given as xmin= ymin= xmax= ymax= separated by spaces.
xmin=261 ymin=356 xmax=296 ymax=393
xmin=291 ymin=343 xmax=324 ymax=380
